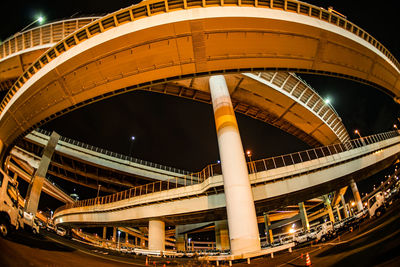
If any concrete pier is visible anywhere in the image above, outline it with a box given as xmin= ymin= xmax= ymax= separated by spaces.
xmin=209 ymin=75 xmax=260 ymax=254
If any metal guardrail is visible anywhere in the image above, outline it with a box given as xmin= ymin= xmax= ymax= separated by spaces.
xmin=54 ymin=130 xmax=400 ymax=214
xmin=0 ymin=0 xmax=399 ymax=117
xmin=0 ymin=17 xmax=99 ymax=60
xmin=256 ymin=72 xmax=350 ymax=143
xmin=35 ymin=128 xmax=190 ymax=175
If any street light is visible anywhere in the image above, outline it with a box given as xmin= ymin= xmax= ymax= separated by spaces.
xmin=394 ymin=124 xmax=398 ymax=130
xmin=21 ymin=16 xmax=45 ymax=32
xmin=96 ymin=184 xmax=101 ymax=202
xmin=129 ymin=136 xmax=135 ymax=158
xmin=324 ymin=97 xmax=331 ymax=105
xmin=118 ymin=230 xmax=121 ymax=250
xmin=354 ymin=129 xmax=362 ymax=138
xmin=246 ymin=150 xmax=252 ymax=162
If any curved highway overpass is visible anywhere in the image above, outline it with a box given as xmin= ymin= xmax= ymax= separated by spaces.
xmin=0 ymin=18 xmax=98 ymax=91
xmin=54 ymin=131 xmax=400 ymax=227
xmin=0 ymin=17 xmax=349 ymax=148
xmin=0 ymin=0 xmax=398 ymax=154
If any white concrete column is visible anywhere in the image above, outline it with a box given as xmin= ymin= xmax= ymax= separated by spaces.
xmin=25 ymin=131 xmax=60 ymax=215
xmin=323 ymin=195 xmax=335 ymax=222
xmin=350 ymin=179 xmax=363 ymax=211
xmin=209 ymin=75 xmax=260 ymax=254
xmin=215 ymin=220 xmax=230 ymax=250
xmin=340 ymin=194 xmax=349 ymax=218
xmin=148 ymin=220 xmax=165 ymax=251
xmin=298 ymin=202 xmax=310 ymax=231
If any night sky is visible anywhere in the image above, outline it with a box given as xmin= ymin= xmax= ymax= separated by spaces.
xmin=1 ymin=1 xmax=399 ymax=209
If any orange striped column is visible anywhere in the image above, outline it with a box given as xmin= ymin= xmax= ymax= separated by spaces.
xmin=209 ymin=75 xmax=260 ymax=255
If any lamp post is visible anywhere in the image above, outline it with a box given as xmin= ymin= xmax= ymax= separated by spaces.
xmin=96 ymin=184 xmax=101 ymax=198
xmin=21 ymin=16 xmax=44 ymax=32
xmin=246 ymin=150 xmax=253 ymax=162
xmin=118 ymin=230 xmax=121 ymax=250
xmin=246 ymin=150 xmax=254 ymax=173
xmin=354 ymin=129 xmax=362 ymax=138
xmin=129 ymin=136 xmax=135 ymax=159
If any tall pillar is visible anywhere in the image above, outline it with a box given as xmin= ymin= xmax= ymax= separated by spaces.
xmin=298 ymin=202 xmax=310 ymax=231
xmin=263 ymin=212 xmax=274 ymax=245
xmin=148 ymin=220 xmax=165 ymax=251
xmin=350 ymin=179 xmax=363 ymax=211
xmin=103 ymin=227 xmax=107 ymax=239
xmin=125 ymin=232 xmax=129 ymax=244
xmin=323 ymin=195 xmax=335 ymax=222
xmin=209 ymin=75 xmax=260 ymax=254
xmin=112 ymin=227 xmax=117 ymax=242
xmin=215 ymin=220 xmax=230 ymax=250
xmin=340 ymin=194 xmax=349 ymax=218
xmin=335 ymin=205 xmax=342 ymax=221
xmin=25 ymin=131 xmax=60 ymax=215
xmin=176 ymin=234 xmax=186 ymax=251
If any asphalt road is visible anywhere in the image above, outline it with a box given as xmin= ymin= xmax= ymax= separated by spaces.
xmin=235 ymin=198 xmax=400 ymax=267
xmin=0 ymin=229 xmax=193 ymax=267
xmin=1 ymin=200 xmax=399 ymax=266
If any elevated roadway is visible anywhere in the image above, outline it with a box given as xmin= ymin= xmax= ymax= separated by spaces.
xmin=10 ymin=129 xmax=190 ymax=193
xmin=0 ymin=18 xmax=350 ymax=148
xmin=53 ymin=131 xmax=400 ymax=227
xmin=0 ymin=18 xmax=98 ymax=91
xmin=8 ymin=158 xmax=74 ymax=203
xmin=0 ymin=0 xmax=398 ymax=154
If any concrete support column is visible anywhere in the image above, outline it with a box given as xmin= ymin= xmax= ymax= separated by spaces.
xmin=298 ymin=202 xmax=310 ymax=231
xmin=340 ymin=194 xmax=349 ymax=218
xmin=215 ymin=220 xmax=230 ymax=250
xmin=25 ymin=131 xmax=60 ymax=215
xmin=112 ymin=227 xmax=116 ymax=242
xmin=125 ymin=232 xmax=129 ymax=243
xmin=335 ymin=206 xmax=342 ymax=221
xmin=323 ymin=195 xmax=335 ymax=222
xmin=176 ymin=234 xmax=186 ymax=251
xmin=148 ymin=220 xmax=165 ymax=251
xmin=263 ymin=212 xmax=274 ymax=245
xmin=350 ymin=179 xmax=363 ymax=211
xmin=209 ymin=75 xmax=260 ymax=254
xmin=103 ymin=227 xmax=107 ymax=239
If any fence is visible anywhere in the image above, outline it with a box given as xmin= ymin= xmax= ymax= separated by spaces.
xmin=0 ymin=17 xmax=98 ymax=59
xmin=1 ymin=0 xmax=399 ymax=116
xmin=54 ymin=130 xmax=400 ymax=214
xmin=34 ymin=128 xmax=190 ymax=175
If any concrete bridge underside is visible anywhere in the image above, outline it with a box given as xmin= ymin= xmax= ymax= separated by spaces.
xmin=54 ymin=134 xmax=400 ymax=227
xmin=0 ymin=17 xmax=350 ymax=149
xmin=0 ymin=18 xmax=99 ymax=91
xmin=0 ymin=0 xmax=399 ymax=153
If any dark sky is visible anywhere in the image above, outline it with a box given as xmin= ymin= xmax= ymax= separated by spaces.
xmin=1 ymin=1 xmax=399 ymax=207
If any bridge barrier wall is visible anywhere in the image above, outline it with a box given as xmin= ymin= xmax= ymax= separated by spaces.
xmin=1 ymin=0 xmax=399 ymax=119
xmin=54 ymin=130 xmax=400 ymax=215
